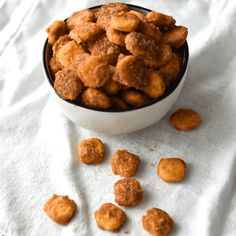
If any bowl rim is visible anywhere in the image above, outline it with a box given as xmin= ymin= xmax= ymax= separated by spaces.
xmin=43 ymin=4 xmax=189 ymax=113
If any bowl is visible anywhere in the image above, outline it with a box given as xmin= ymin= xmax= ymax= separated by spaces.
xmin=42 ymin=4 xmax=189 ymax=135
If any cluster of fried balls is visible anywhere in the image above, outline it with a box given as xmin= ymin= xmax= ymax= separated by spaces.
xmin=46 ymin=2 xmax=188 ymax=110
xmin=43 ymin=108 xmax=202 ymax=235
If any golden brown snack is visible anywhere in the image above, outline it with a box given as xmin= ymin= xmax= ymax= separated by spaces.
xmin=81 ymin=88 xmax=111 ymax=109
xmin=125 ymin=32 xmax=159 ymax=61
xmin=44 ymin=194 xmax=77 ymax=225
xmin=162 ymin=26 xmax=188 ymax=48
xmin=103 ymin=79 xmax=121 ymax=95
xmin=106 ymin=27 xmax=126 ymax=46
xmin=159 ymin=53 xmax=181 ymax=86
xmin=146 ymin=11 xmax=176 ymax=31
xmin=170 ymin=108 xmax=202 ymax=131
xmin=55 ymin=40 xmax=87 ymax=69
xmin=115 ymin=55 xmax=147 ymax=89
xmin=158 ymin=158 xmax=186 ymax=183
xmin=96 ymin=3 xmax=129 ymax=30
xmin=110 ymin=13 xmax=140 ymax=32
xmin=111 ymin=150 xmax=140 ymax=177
xmin=49 ymin=57 xmax=60 ymax=76
xmin=122 ymin=90 xmax=150 ymax=106
xmin=52 ymin=35 xmax=72 ymax=57
xmin=142 ymin=208 xmax=174 ymax=235
xmin=69 ymin=22 xmax=102 ymax=43
xmin=114 ymin=178 xmax=143 ymax=206
xmin=46 ymin=20 xmax=68 ymax=45
xmin=94 ymin=203 xmax=126 ymax=232
xmin=68 ymin=53 xmax=90 ymax=71
xmin=139 ymin=21 xmax=162 ymax=41
xmin=143 ymin=71 xmax=166 ymax=98
xmin=78 ymin=138 xmax=105 ymax=164
xmin=110 ymin=97 xmax=128 ymax=110
xmin=88 ymin=35 xmax=121 ymax=65
xmin=67 ymin=10 xmax=95 ymax=30
xmin=78 ymin=56 xmax=111 ymax=88
xmin=54 ymin=69 xmax=84 ymax=100
xmin=144 ymin=43 xmax=172 ymax=69
xmin=129 ymin=10 xmax=147 ymax=22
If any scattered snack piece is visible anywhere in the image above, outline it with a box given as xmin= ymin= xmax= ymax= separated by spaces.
xmin=110 ymin=13 xmax=140 ymax=32
xmin=143 ymin=71 xmax=166 ymax=98
xmin=49 ymin=57 xmax=60 ymax=76
xmin=44 ymin=194 xmax=77 ymax=225
xmin=78 ymin=138 xmax=105 ymax=164
xmin=81 ymin=88 xmax=111 ymax=109
xmin=54 ymin=69 xmax=84 ymax=100
xmin=67 ymin=10 xmax=95 ymax=30
xmin=146 ymin=11 xmax=176 ymax=30
xmin=103 ymin=79 xmax=121 ymax=95
xmin=46 ymin=20 xmax=68 ymax=45
xmin=170 ymin=108 xmax=202 ymax=131
xmin=69 ymin=22 xmax=102 ymax=43
xmin=106 ymin=27 xmax=126 ymax=46
xmin=52 ymin=35 xmax=72 ymax=57
xmin=159 ymin=53 xmax=181 ymax=86
xmin=111 ymin=150 xmax=140 ymax=177
xmin=115 ymin=55 xmax=147 ymax=89
xmin=55 ymin=40 xmax=87 ymax=69
xmin=142 ymin=208 xmax=174 ymax=235
xmin=122 ymin=90 xmax=150 ymax=106
xmin=162 ymin=26 xmax=188 ymax=48
xmin=94 ymin=203 xmax=126 ymax=232
xmin=114 ymin=178 xmax=143 ymax=206
xmin=78 ymin=56 xmax=111 ymax=88
xmin=110 ymin=97 xmax=128 ymax=110
xmin=158 ymin=158 xmax=186 ymax=183
xmin=138 ymin=21 xmax=162 ymax=41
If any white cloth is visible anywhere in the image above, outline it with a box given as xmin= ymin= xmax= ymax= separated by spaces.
xmin=0 ymin=0 xmax=236 ymax=235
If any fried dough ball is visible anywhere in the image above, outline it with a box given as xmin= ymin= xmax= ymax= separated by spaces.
xmin=144 ymin=43 xmax=172 ymax=69
xmin=49 ymin=57 xmax=60 ymax=76
xmin=111 ymin=150 xmax=140 ymax=177
xmin=159 ymin=53 xmax=181 ymax=86
xmin=142 ymin=208 xmax=174 ymax=236
xmin=103 ymin=79 xmax=121 ymax=95
xmin=68 ymin=53 xmax=90 ymax=72
xmin=94 ymin=203 xmax=126 ymax=232
xmin=67 ymin=10 xmax=95 ymax=30
xmin=89 ymin=35 xmax=121 ymax=65
xmin=69 ymin=22 xmax=102 ymax=43
xmin=46 ymin=20 xmax=68 ymax=45
xmin=162 ymin=26 xmax=188 ymax=48
xmin=55 ymin=40 xmax=87 ymax=69
xmin=115 ymin=55 xmax=147 ymax=89
xmin=143 ymin=71 xmax=166 ymax=98
xmin=114 ymin=178 xmax=143 ymax=206
xmin=122 ymin=90 xmax=150 ymax=106
xmin=81 ymin=88 xmax=111 ymax=109
xmin=52 ymin=35 xmax=72 ymax=57
xmin=170 ymin=108 xmax=202 ymax=131
xmin=78 ymin=138 xmax=105 ymax=164
xmin=146 ymin=11 xmax=176 ymax=31
xmin=125 ymin=32 xmax=159 ymax=59
xmin=106 ymin=27 xmax=126 ymax=46
xmin=110 ymin=13 xmax=140 ymax=32
xmin=44 ymin=194 xmax=77 ymax=225
xmin=96 ymin=2 xmax=129 ymax=30
xmin=78 ymin=56 xmax=111 ymax=88
xmin=158 ymin=158 xmax=186 ymax=183
xmin=110 ymin=97 xmax=128 ymax=110
xmin=129 ymin=10 xmax=147 ymax=22
xmin=139 ymin=21 xmax=162 ymax=41
xmin=54 ymin=69 xmax=84 ymax=100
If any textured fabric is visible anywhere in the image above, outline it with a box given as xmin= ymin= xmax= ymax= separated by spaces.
xmin=0 ymin=0 xmax=236 ymax=235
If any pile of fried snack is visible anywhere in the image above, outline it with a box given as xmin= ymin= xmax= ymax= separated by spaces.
xmin=46 ymin=2 xmax=188 ymax=110
xmin=44 ymin=107 xmax=202 ymax=235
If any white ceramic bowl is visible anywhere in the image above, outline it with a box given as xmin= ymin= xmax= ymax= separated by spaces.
xmin=43 ymin=4 xmax=189 ymax=135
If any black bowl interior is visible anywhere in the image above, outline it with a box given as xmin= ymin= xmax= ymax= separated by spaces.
xmin=43 ymin=4 xmax=189 ymax=113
